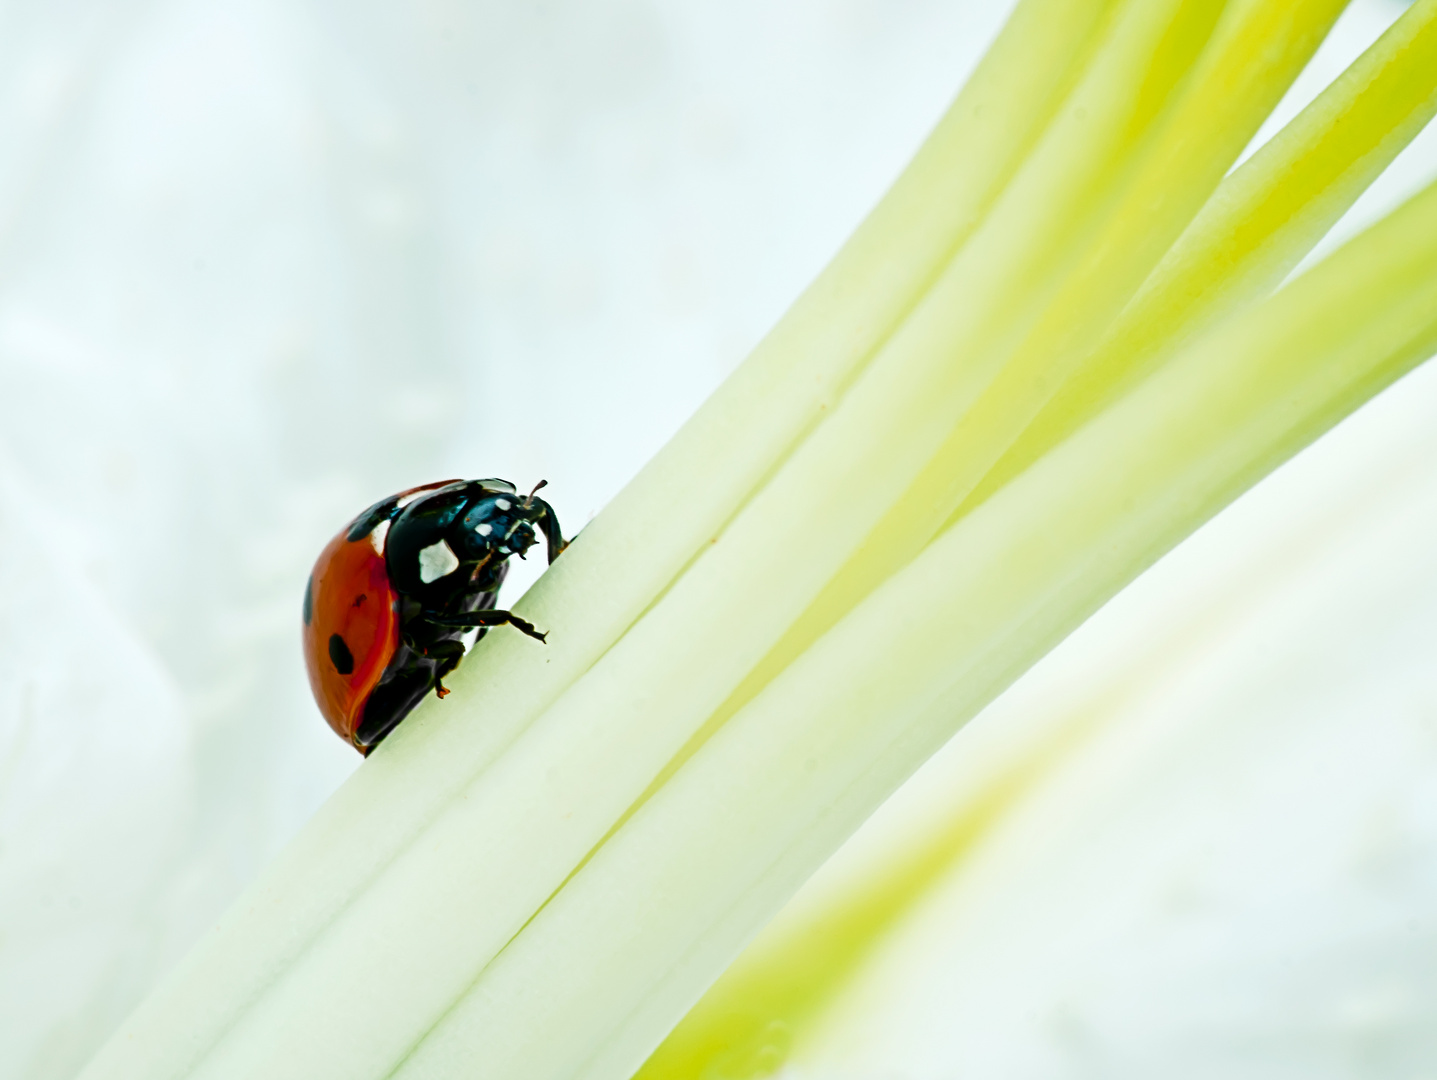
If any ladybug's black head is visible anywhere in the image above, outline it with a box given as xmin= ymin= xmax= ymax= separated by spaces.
xmin=456 ymin=481 xmax=561 ymax=565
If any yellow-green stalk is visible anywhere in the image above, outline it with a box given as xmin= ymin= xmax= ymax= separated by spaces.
xmin=967 ymin=0 xmax=1437 ymax=511
xmin=720 ymin=0 xmax=1366 ymax=717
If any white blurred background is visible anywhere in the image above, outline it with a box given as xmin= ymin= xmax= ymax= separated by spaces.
xmin=0 ymin=1 xmax=1433 ymax=1078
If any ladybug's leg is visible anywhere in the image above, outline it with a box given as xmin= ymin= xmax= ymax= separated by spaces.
xmin=429 ymin=608 xmax=548 ymax=643
xmin=423 ymin=638 xmax=468 ymax=663
xmin=419 ymin=637 xmax=468 ymax=698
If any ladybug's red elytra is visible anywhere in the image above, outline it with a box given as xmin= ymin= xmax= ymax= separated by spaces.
xmin=302 ymin=478 xmax=564 ymax=754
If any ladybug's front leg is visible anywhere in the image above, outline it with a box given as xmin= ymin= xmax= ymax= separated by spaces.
xmin=429 ymin=608 xmax=548 ymax=643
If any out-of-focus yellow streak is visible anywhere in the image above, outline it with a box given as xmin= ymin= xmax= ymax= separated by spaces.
xmin=633 ymin=709 xmax=1106 ymax=1080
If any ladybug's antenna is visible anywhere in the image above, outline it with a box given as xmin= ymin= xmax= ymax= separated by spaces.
xmin=524 ymin=479 xmax=549 ymax=508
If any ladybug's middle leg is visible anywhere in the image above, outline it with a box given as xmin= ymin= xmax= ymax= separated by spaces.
xmin=419 ymin=637 xmax=468 ymax=698
xmin=429 ymin=608 xmax=547 ymax=643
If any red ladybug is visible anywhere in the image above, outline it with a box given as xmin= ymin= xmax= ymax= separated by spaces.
xmin=302 ymin=478 xmax=564 ymax=754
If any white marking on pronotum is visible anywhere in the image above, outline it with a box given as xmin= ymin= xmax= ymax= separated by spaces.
xmin=370 ymin=518 xmax=391 ymax=555
xmin=495 ymin=498 xmax=512 ymax=511
xmin=476 ymin=523 xmax=493 ymax=536
xmin=418 ymin=539 xmax=460 ymax=583
xmin=395 ymin=489 xmax=432 ymax=510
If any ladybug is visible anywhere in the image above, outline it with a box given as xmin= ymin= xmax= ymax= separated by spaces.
xmin=302 ymin=478 xmax=564 ymax=754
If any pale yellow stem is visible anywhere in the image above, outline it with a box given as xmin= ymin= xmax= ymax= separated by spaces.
xmin=967 ymin=0 xmax=1437 ymax=511
xmin=711 ymin=0 xmax=1347 ymax=734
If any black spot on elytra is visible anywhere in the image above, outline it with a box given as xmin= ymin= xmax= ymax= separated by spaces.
xmin=303 ymin=576 xmax=313 ymax=625
xmin=352 ymin=593 xmax=367 ymax=609
xmin=329 ymin=633 xmax=354 ymax=675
